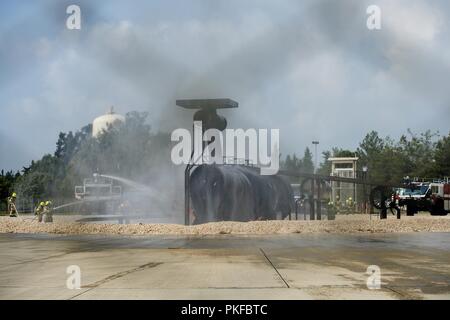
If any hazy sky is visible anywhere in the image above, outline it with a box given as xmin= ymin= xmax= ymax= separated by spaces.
xmin=1 ymin=0 xmax=450 ymax=171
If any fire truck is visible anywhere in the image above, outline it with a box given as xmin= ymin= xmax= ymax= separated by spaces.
xmin=395 ymin=179 xmax=450 ymax=216
xmin=429 ymin=181 xmax=450 ymax=215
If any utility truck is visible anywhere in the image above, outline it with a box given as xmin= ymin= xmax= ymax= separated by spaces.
xmin=394 ymin=179 xmax=449 ymax=216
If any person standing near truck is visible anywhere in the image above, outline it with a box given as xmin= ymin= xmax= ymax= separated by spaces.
xmin=7 ymin=193 xmax=18 ymax=217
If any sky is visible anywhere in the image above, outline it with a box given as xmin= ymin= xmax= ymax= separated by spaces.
xmin=1 ymin=0 xmax=450 ymax=171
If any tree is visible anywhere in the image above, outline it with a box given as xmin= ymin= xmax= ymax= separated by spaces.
xmin=0 ymin=170 xmax=19 ymax=211
xmin=397 ymin=129 xmax=438 ymax=178
xmin=432 ymin=132 xmax=450 ymax=177
xmin=357 ymin=131 xmax=384 ymax=164
xmin=317 ymin=150 xmax=332 ymax=175
xmin=357 ymin=131 xmax=388 ymax=184
xmin=301 ymin=147 xmax=314 ymax=173
xmin=332 ymin=148 xmax=355 ymax=158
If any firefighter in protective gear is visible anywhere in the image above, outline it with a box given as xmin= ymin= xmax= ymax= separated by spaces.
xmin=35 ymin=202 xmax=45 ymax=222
xmin=326 ymin=201 xmax=337 ymax=220
xmin=335 ymin=195 xmax=341 ymax=209
xmin=7 ymin=192 xmax=18 ymax=217
xmin=43 ymin=200 xmax=53 ymax=223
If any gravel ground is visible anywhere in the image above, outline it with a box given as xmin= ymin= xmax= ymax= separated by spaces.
xmin=1 ymin=214 xmax=450 ymax=235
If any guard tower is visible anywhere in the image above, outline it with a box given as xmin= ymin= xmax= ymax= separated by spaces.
xmin=329 ymin=157 xmax=359 ymax=204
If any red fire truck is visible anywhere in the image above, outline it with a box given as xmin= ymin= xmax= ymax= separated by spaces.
xmin=395 ymin=180 xmax=450 ymax=216
xmin=429 ymin=182 xmax=450 ymax=215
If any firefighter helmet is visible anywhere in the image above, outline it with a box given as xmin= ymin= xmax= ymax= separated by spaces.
xmin=12 ymin=192 xmax=17 ymax=198
xmin=40 ymin=202 xmax=45 ymax=206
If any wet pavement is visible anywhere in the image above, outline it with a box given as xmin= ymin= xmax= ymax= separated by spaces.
xmin=0 ymin=232 xmax=449 ymax=299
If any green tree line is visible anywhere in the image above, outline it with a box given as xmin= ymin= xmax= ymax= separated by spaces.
xmin=315 ymin=130 xmax=450 ymax=185
xmin=1 ymin=119 xmax=450 ymax=209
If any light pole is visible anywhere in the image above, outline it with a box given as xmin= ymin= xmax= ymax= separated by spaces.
xmin=362 ymin=165 xmax=368 ymax=213
xmin=312 ymin=141 xmax=319 ymax=173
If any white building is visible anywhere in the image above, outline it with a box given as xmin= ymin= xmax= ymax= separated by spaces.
xmin=92 ymin=107 xmax=125 ymax=138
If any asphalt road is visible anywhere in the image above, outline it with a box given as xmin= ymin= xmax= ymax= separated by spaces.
xmin=0 ymin=232 xmax=449 ymax=299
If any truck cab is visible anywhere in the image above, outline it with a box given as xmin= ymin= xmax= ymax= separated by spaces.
xmin=429 ymin=182 xmax=450 ymax=215
xmin=395 ymin=183 xmax=431 ymax=215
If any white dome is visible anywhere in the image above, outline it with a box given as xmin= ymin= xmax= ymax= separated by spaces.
xmin=92 ymin=107 xmax=125 ymax=137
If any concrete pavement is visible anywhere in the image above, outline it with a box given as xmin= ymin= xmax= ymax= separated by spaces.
xmin=0 ymin=233 xmax=449 ymax=299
